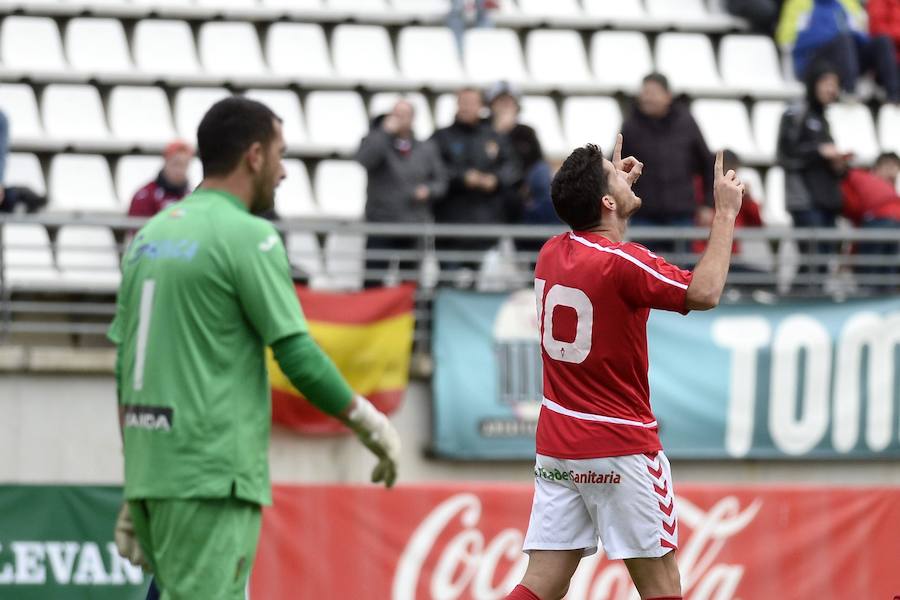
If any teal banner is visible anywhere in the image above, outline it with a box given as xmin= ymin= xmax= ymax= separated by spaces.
xmin=0 ymin=486 xmax=150 ymax=598
xmin=431 ymin=289 xmax=900 ymax=459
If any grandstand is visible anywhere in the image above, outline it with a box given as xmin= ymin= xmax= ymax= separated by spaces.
xmin=0 ymin=0 xmax=899 ymax=598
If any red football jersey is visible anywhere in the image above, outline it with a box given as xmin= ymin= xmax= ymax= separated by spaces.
xmin=533 ymin=231 xmax=693 ymax=459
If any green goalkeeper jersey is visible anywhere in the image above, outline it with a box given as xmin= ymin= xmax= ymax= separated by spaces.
xmin=108 ymin=189 xmax=307 ymax=506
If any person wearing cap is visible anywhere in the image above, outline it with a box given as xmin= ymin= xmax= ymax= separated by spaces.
xmin=127 ymin=141 xmax=194 ymax=218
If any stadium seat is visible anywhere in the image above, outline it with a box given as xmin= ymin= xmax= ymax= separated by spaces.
xmin=397 ymin=27 xmax=465 ymax=88
xmin=0 ymin=17 xmax=71 ymax=79
xmin=196 ymin=0 xmax=258 ymax=7
xmin=390 ymin=0 xmax=447 ymax=19
xmin=265 ymin=23 xmax=335 ymax=83
xmin=286 ymin=232 xmax=325 ymax=282
xmin=174 ymin=87 xmax=231 ymax=143
xmin=827 ymin=103 xmax=881 ymax=165
xmin=243 ymin=89 xmax=308 ymax=151
xmin=275 ymin=159 xmax=317 ymax=218
xmin=691 ymin=99 xmax=759 ymax=160
xmin=42 ymin=84 xmax=120 ymax=151
xmin=5 ymin=153 xmax=46 ymax=197
xmin=526 ymin=30 xmax=592 ymax=90
xmin=645 ymin=0 xmax=732 ymax=30
xmin=263 ymin=0 xmax=324 ymax=10
xmin=463 ymin=29 xmax=529 ymax=85
xmin=198 ymin=22 xmax=272 ymax=84
xmin=1 ymin=224 xmax=59 ymax=289
xmin=582 ymin=0 xmax=649 ymax=27
xmin=561 ymin=96 xmax=622 ymax=153
xmin=320 ymin=232 xmax=365 ymax=290
xmin=719 ymin=35 xmax=796 ymax=97
xmin=326 ymin=0 xmax=388 ymax=13
xmin=314 ymin=160 xmax=367 ymax=220
xmin=517 ymin=0 xmax=582 ymax=21
xmin=188 ymin=157 xmax=203 ymax=188
xmin=65 ymin=18 xmax=134 ymax=79
xmin=763 ymin=166 xmax=792 ymax=226
xmin=0 ymin=84 xmax=47 ymax=148
xmin=519 ymin=96 xmax=567 ymax=159
xmin=56 ymin=226 xmax=121 ymax=290
xmin=115 ymin=155 xmax=165 ymax=206
xmin=368 ymin=92 xmax=434 ymax=140
xmin=109 ymin=86 xmax=177 ymax=148
xmin=133 ymin=20 xmax=203 ymax=80
xmin=433 ymin=93 xmax=458 ymax=129
xmin=305 ymin=91 xmax=369 ymax=154
xmin=655 ymin=32 xmax=722 ymax=95
xmin=751 ymin=100 xmax=786 ymax=163
xmin=590 ymin=31 xmax=653 ymax=92
xmin=332 ymin=25 xmax=400 ymax=85
xmin=878 ymin=105 xmax=900 ymax=154
xmin=48 ymin=154 xmax=120 ymax=213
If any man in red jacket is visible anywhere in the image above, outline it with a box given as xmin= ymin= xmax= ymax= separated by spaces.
xmin=869 ymin=0 xmax=900 ymax=64
xmin=127 ymin=141 xmax=193 ymax=217
xmin=841 ymin=151 xmax=900 ymax=274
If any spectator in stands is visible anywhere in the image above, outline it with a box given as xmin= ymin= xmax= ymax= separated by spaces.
xmin=448 ymin=0 xmax=496 ymax=54
xmin=431 ymin=87 xmax=520 ymax=279
xmin=486 ymin=81 xmax=531 ymax=223
xmin=619 ymin=73 xmax=714 ymax=257
xmin=777 ymin=64 xmax=849 ymax=277
xmin=777 ymin=0 xmax=900 ymax=102
xmin=869 ymin=0 xmax=900 ymax=67
xmin=0 ymin=109 xmax=46 ymax=214
xmin=127 ymin=141 xmax=193 ymax=218
xmin=841 ymin=151 xmax=900 ymax=273
xmin=355 ymin=99 xmax=447 ymax=288
xmin=725 ymin=0 xmax=784 ymax=34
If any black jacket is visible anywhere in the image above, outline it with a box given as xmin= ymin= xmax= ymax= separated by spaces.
xmin=429 ymin=119 xmax=521 ymax=224
xmin=355 ymin=116 xmax=448 ymax=223
xmin=620 ymin=102 xmax=714 ymax=222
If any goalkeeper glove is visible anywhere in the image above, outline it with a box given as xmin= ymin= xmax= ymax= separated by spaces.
xmin=114 ymin=503 xmax=151 ymax=572
xmin=346 ymin=395 xmax=401 ymax=488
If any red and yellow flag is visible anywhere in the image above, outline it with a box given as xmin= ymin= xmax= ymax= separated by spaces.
xmin=268 ymin=284 xmax=416 ymax=434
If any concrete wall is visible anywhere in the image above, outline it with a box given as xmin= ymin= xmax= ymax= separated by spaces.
xmin=2 ymin=375 xmax=899 ymax=486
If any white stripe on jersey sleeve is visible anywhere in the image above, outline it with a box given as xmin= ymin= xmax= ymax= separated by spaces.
xmin=568 ymin=233 xmax=689 ymax=291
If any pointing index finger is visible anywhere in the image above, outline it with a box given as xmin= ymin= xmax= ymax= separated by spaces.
xmin=613 ymin=133 xmax=623 ymax=164
xmin=714 ymin=150 xmax=723 ymax=180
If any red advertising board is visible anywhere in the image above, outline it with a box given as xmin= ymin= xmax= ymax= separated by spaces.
xmin=251 ymin=484 xmax=900 ymax=599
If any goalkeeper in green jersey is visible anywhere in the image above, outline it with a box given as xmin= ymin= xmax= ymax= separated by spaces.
xmin=108 ymin=97 xmax=400 ymax=600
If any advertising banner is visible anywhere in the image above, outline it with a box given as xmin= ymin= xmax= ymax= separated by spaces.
xmin=269 ymin=284 xmax=415 ymax=434
xmin=251 ymin=483 xmax=900 ymax=600
xmin=431 ymin=289 xmax=900 ymax=459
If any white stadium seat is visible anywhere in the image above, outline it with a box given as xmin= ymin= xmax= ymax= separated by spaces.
xmin=878 ymin=105 xmax=900 ymax=154
xmin=646 ymin=0 xmax=730 ymax=29
xmin=5 ymin=153 xmax=47 ymax=196
xmin=48 ymin=154 xmax=120 ymax=213
xmin=763 ymin=166 xmax=792 ymax=226
xmin=243 ymin=89 xmax=308 ymax=150
xmin=691 ymin=99 xmax=759 ymax=160
xmin=1 ymin=17 xmax=69 ymax=77
xmin=197 ymin=0 xmax=257 ymax=7
xmin=326 ymin=0 xmax=388 ymax=13
xmin=397 ymin=27 xmax=465 ymax=87
xmin=265 ymin=23 xmax=334 ymax=82
xmin=320 ymin=232 xmax=365 ymax=291
xmin=738 ymin=167 xmax=765 ymax=206
xmin=305 ymin=91 xmax=369 ymax=153
xmin=433 ymin=93 xmax=459 ymax=129
xmin=582 ymin=0 xmax=647 ymax=26
xmin=751 ymin=100 xmax=786 ymax=162
xmin=463 ymin=29 xmax=529 ymax=85
xmin=517 ymin=0 xmax=582 ymax=20
xmin=526 ymin=30 xmax=592 ymax=89
xmin=1 ymin=224 xmax=59 ymax=288
xmin=198 ymin=22 xmax=269 ymax=82
xmin=519 ymin=96 xmax=567 ymax=159
xmin=65 ymin=18 xmax=133 ymax=78
xmin=332 ymin=25 xmax=399 ymax=84
xmin=174 ymin=87 xmax=231 ymax=142
xmin=42 ymin=84 xmax=115 ymax=149
xmin=591 ymin=31 xmax=653 ymax=92
xmin=0 ymin=84 xmax=46 ymax=147
xmin=115 ymin=155 xmax=165 ymax=206
xmin=286 ymin=232 xmax=324 ymax=282
xmin=109 ymin=86 xmax=177 ymax=147
xmin=827 ymin=103 xmax=881 ymax=165
xmin=314 ymin=160 xmax=366 ymax=220
xmin=275 ymin=159 xmax=317 ymax=218
xmin=719 ymin=35 xmax=791 ymax=96
xmin=368 ymin=92 xmax=434 ymax=140
xmin=133 ymin=20 xmax=203 ymax=79
xmin=390 ymin=0 xmax=448 ymax=19
xmin=56 ymin=226 xmax=121 ymax=290
xmin=655 ymin=33 xmax=721 ymax=94
xmin=561 ymin=96 xmax=622 ymax=153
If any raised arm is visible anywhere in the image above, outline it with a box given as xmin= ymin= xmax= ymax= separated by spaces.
xmin=685 ymin=151 xmax=744 ymax=311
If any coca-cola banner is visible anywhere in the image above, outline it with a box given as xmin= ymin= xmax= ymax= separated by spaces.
xmin=252 ymin=483 xmax=900 ymax=599
xmin=432 ymin=289 xmax=900 ymax=459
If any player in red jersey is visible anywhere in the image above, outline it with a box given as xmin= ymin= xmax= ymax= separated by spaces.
xmin=505 ymin=137 xmax=744 ymax=600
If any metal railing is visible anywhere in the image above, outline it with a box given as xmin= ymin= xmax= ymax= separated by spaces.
xmin=1 ymin=213 xmax=898 ymax=345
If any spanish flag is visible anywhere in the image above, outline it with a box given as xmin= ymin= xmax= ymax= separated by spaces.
xmin=268 ymin=284 xmax=416 ymax=434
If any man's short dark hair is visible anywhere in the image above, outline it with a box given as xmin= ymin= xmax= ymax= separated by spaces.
xmin=875 ymin=151 xmax=900 ymax=168
xmin=197 ymin=96 xmax=280 ymax=177
xmin=642 ymin=72 xmax=670 ymax=92
xmin=551 ymin=144 xmax=609 ymax=231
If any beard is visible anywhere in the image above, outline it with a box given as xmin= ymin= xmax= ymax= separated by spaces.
xmin=249 ymin=168 xmax=276 ymax=216
xmin=618 ymin=194 xmax=642 ymax=219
